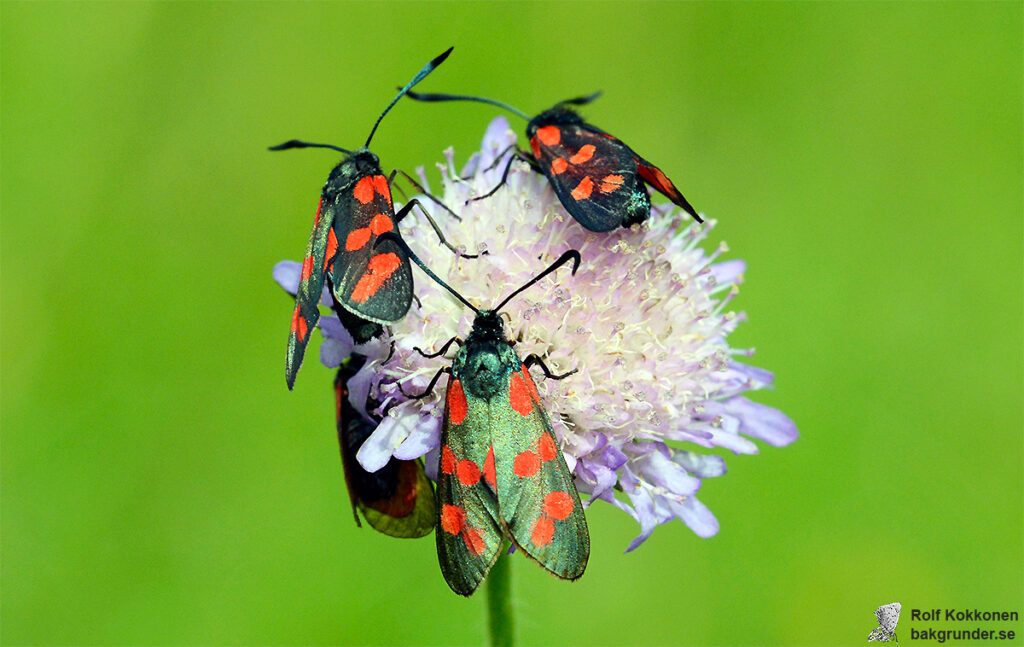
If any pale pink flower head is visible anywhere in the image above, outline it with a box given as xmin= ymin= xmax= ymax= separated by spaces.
xmin=275 ymin=116 xmax=797 ymax=550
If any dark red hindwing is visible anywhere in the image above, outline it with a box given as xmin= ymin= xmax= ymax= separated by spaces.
xmin=335 ymin=367 xmax=434 ymax=538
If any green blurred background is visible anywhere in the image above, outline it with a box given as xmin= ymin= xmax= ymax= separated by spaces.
xmin=2 ymin=2 xmax=1021 ymax=645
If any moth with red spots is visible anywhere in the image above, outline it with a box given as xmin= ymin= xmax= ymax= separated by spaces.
xmin=380 ymin=233 xmax=589 ymax=596
xmin=272 ymin=47 xmax=455 ymax=389
xmin=405 ymin=89 xmax=702 ymax=232
xmin=335 ymin=355 xmax=435 ymax=538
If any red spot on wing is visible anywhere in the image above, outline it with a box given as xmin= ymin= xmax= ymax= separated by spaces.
xmin=599 ymin=174 xmax=624 ymax=194
xmin=513 ymin=451 xmax=541 ymax=478
xmin=571 ymin=176 xmax=594 ymax=201
xmin=531 ymin=516 xmax=555 ymax=546
xmin=536 ymin=125 xmax=561 ymax=146
xmin=483 ymin=446 xmax=496 ymax=489
xmin=369 ymin=213 xmax=393 ymax=235
xmin=509 ymin=372 xmax=533 ymax=416
xmin=324 ymin=228 xmax=338 ymax=270
xmin=447 ymin=379 xmax=468 ymax=425
xmin=441 ymin=445 xmax=457 ymax=475
xmin=543 ymin=491 xmax=575 ymax=520
xmin=520 ymin=366 xmax=541 ymax=402
xmin=345 ymin=228 xmax=371 ymax=251
xmin=456 ymin=459 xmax=481 ymax=486
xmin=551 ymin=158 xmax=567 ymax=174
xmin=463 ymin=527 xmax=486 ymax=555
xmin=537 ymin=434 xmax=557 ymax=463
xmin=569 ymin=144 xmax=595 ymax=165
xmin=350 ymin=253 xmax=401 ymax=303
xmin=441 ymin=504 xmax=465 ymax=535
xmin=353 ymin=176 xmax=375 ymax=204
xmin=300 ymin=256 xmax=314 ymax=281
xmin=530 ymin=136 xmax=542 ymax=160
xmin=313 ymin=197 xmax=323 ymax=227
xmin=372 ymin=175 xmax=392 ymax=207
xmin=290 ymin=305 xmax=308 ymax=341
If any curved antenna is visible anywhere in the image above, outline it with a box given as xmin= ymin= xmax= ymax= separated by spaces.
xmin=493 ymin=250 xmax=581 ymax=313
xmin=268 ymin=140 xmax=353 ymax=154
xmin=365 ymin=46 xmax=454 ymax=148
xmin=404 ymin=89 xmax=531 ymax=122
xmin=375 ymin=232 xmax=480 ymax=314
xmin=555 ymin=91 xmax=602 ymax=108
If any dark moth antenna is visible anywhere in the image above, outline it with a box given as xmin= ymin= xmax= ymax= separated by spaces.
xmin=268 ymin=46 xmax=452 ymax=154
xmin=364 ymin=46 xmax=454 ymax=148
xmin=553 ymin=91 xmax=603 ymax=108
xmin=376 ymin=233 xmax=580 ymax=314
xmin=492 ymin=250 xmax=580 ymax=312
xmin=405 ymin=90 xmax=532 ymax=122
xmin=268 ymin=140 xmax=353 ymax=154
xmin=404 ymin=90 xmax=602 ymax=121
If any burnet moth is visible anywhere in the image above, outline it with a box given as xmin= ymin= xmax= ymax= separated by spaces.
xmin=405 ymin=89 xmax=703 ymax=232
xmin=273 ymin=47 xmax=462 ymax=389
xmin=335 ymin=355 xmax=435 ymax=538
xmin=378 ymin=232 xmax=590 ymax=596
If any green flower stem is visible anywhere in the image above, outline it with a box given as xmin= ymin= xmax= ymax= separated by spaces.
xmin=486 ymin=550 xmax=514 ymax=647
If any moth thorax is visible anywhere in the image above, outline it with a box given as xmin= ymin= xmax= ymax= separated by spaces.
xmin=350 ymin=148 xmax=380 ymax=171
xmin=458 ymin=342 xmax=511 ymax=400
xmin=328 ymin=148 xmax=381 ymax=186
xmin=527 ymin=107 xmax=583 ymax=136
xmin=466 ymin=311 xmax=507 ymax=344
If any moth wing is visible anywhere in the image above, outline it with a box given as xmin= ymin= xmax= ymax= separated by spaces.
xmin=334 ymin=370 xmax=435 ymax=538
xmin=875 ymin=603 xmax=900 ymax=632
xmin=436 ymin=376 xmax=504 ymax=596
xmin=576 ymin=119 xmax=700 ymax=222
xmin=531 ymin=124 xmax=647 ymax=232
xmin=358 ymin=460 xmax=435 ymax=538
xmin=868 ymin=627 xmax=892 ymax=642
xmin=634 ymin=153 xmax=701 ymax=222
xmin=330 ymin=173 xmax=413 ymax=324
xmin=492 ymin=364 xmax=589 ymax=581
xmin=286 ymin=196 xmax=339 ymax=389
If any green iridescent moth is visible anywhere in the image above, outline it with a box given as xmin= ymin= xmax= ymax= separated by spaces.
xmin=381 ymin=233 xmax=590 ymax=596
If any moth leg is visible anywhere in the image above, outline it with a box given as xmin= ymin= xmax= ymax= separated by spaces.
xmin=456 ymin=143 xmax=515 ymax=181
xmin=481 ymin=144 xmax=516 ymax=174
xmin=519 ymin=145 xmax=543 ymax=173
xmin=413 ymin=336 xmax=460 ymax=359
xmin=398 ymin=366 xmax=451 ymax=400
xmin=392 ymin=196 xmax=419 ymax=224
xmin=523 ymin=353 xmax=577 ymax=380
xmin=393 ymin=168 xmax=463 ymax=222
xmin=392 ymin=198 xmax=443 ymax=245
xmin=466 ymin=146 xmax=534 ymax=205
xmin=392 ymin=197 xmax=484 ymax=259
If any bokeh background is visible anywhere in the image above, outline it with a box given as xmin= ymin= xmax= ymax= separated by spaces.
xmin=2 ymin=2 xmax=1021 ymax=645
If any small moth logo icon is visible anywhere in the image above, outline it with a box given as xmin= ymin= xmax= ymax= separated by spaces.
xmin=868 ymin=602 xmax=901 ymax=642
